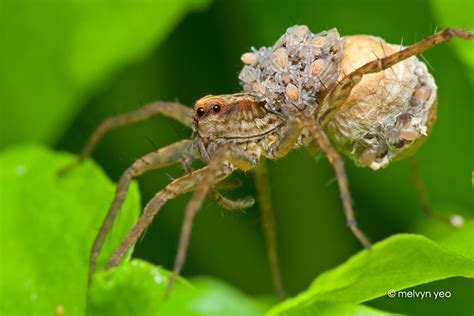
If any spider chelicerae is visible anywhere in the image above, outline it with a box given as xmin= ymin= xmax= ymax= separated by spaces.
xmin=62 ymin=25 xmax=473 ymax=297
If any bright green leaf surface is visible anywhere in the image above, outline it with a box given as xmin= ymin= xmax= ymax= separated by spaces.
xmin=0 ymin=0 xmax=210 ymax=148
xmin=438 ymin=221 xmax=474 ymax=260
xmin=269 ymin=227 xmax=474 ymax=315
xmin=0 ymin=144 xmax=140 ymax=315
xmin=87 ymin=259 xmax=268 ymax=316
xmin=269 ymin=301 xmax=392 ymax=316
xmin=430 ymin=0 xmax=474 ymax=73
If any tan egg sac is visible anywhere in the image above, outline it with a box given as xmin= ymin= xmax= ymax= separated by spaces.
xmin=326 ymin=35 xmax=437 ymax=170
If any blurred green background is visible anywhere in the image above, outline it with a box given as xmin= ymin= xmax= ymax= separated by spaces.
xmin=1 ymin=0 xmax=472 ymax=314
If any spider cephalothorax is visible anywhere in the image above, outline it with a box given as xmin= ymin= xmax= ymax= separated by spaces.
xmin=63 ymin=25 xmax=473 ymax=297
xmin=192 ymin=93 xmax=285 ymax=162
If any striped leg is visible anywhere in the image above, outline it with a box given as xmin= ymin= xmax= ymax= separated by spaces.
xmin=89 ymin=140 xmax=194 ymax=280
xmin=305 ymin=117 xmax=371 ymax=248
xmin=60 ymin=101 xmax=193 ymax=174
xmin=319 ymin=28 xmax=474 ymax=126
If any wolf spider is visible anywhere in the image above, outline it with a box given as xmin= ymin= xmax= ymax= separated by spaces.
xmin=62 ymin=26 xmax=473 ymax=297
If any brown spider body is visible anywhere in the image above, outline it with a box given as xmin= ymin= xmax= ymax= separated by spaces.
xmin=193 ymin=93 xmax=310 ymax=164
xmin=240 ymin=26 xmax=438 ymax=169
xmin=68 ymin=25 xmax=472 ymax=297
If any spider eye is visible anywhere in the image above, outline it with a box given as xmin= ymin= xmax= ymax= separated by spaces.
xmin=212 ymin=104 xmax=221 ymax=113
xmin=196 ymin=107 xmax=205 ymax=117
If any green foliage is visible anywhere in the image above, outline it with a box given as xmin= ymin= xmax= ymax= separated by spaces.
xmin=0 ymin=145 xmax=267 ymax=315
xmin=269 ymin=227 xmax=474 ymax=315
xmin=1 ymin=0 xmax=473 ymax=315
xmin=2 ymin=142 xmax=471 ymax=316
xmin=269 ymin=301 xmax=391 ymax=316
xmin=0 ymin=0 xmax=210 ymax=148
xmin=87 ymin=259 xmax=267 ymax=316
xmin=431 ymin=0 xmax=474 ymax=76
xmin=87 ymin=259 xmax=393 ymax=316
xmin=0 ymin=145 xmax=140 ymax=315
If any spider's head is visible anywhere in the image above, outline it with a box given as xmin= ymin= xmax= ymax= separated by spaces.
xmin=193 ymin=93 xmax=282 ymax=142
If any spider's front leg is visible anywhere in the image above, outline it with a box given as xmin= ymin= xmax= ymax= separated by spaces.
xmin=103 ymin=144 xmax=256 ymax=295
xmin=180 ymin=149 xmax=255 ymax=211
xmin=89 ymin=139 xmax=195 ymax=278
xmin=268 ymin=118 xmax=304 ymax=159
xmin=60 ymin=101 xmax=194 ymax=174
xmin=104 ymin=165 xmax=229 ymax=270
xmin=210 ymin=189 xmax=255 ymax=210
xmin=166 ymin=145 xmax=258 ymax=295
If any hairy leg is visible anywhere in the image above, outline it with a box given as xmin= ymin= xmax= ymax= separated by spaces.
xmin=244 ymin=118 xmax=305 ymax=298
xmin=210 ymin=190 xmax=255 ymax=210
xmin=268 ymin=118 xmax=303 ymax=159
xmin=106 ymin=165 xmax=232 ymax=270
xmin=204 ymin=117 xmax=303 ymax=214
xmin=89 ymin=140 xmax=194 ymax=278
xmin=319 ymin=28 xmax=474 ymax=126
xmin=254 ymin=158 xmax=285 ymax=298
xmin=179 ymin=149 xmax=255 ymax=211
xmin=409 ymin=157 xmax=464 ymax=227
xmin=165 ymin=145 xmax=258 ymax=295
xmin=305 ymin=117 xmax=371 ymax=248
xmin=60 ymin=101 xmax=193 ymax=173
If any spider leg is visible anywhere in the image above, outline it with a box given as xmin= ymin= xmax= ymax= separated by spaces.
xmin=319 ymin=28 xmax=474 ymax=126
xmin=210 ymin=189 xmax=255 ymax=210
xmin=179 ymin=150 xmax=255 ymax=211
xmin=248 ymin=118 xmax=305 ymax=298
xmin=409 ymin=157 xmax=464 ymax=227
xmin=268 ymin=118 xmax=304 ymax=159
xmin=205 ymin=118 xmax=304 ymax=214
xmin=254 ymin=158 xmax=285 ymax=299
xmin=213 ymin=177 xmax=243 ymax=190
xmin=89 ymin=140 xmax=194 ymax=279
xmin=106 ymin=164 xmax=233 ymax=270
xmin=305 ymin=117 xmax=372 ymax=248
xmin=60 ymin=101 xmax=193 ymax=174
xmin=165 ymin=145 xmax=258 ymax=296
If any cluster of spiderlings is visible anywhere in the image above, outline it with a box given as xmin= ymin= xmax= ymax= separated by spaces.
xmin=239 ymin=25 xmax=344 ymax=116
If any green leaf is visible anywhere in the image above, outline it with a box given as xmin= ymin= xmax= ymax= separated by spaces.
xmin=0 ymin=0 xmax=210 ymax=148
xmin=0 ymin=144 xmax=140 ymax=315
xmin=268 ymin=301 xmax=392 ymax=316
xmin=268 ymin=227 xmax=474 ymax=315
xmin=87 ymin=259 xmax=268 ymax=316
xmin=438 ymin=221 xmax=474 ymax=260
xmin=430 ymin=0 xmax=474 ymax=81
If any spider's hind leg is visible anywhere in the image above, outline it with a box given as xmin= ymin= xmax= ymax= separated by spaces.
xmin=254 ymin=158 xmax=285 ymax=299
xmin=409 ymin=157 xmax=464 ymax=227
xmin=305 ymin=117 xmax=372 ymax=248
xmin=319 ymin=28 xmax=474 ymax=126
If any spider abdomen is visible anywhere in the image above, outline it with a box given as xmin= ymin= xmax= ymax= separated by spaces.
xmin=239 ymin=25 xmax=438 ymax=170
xmin=327 ymin=35 xmax=438 ymax=169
